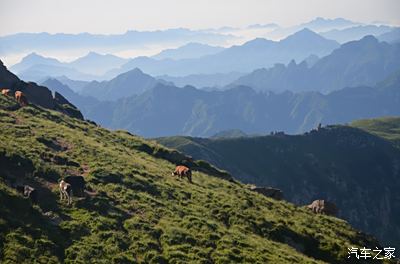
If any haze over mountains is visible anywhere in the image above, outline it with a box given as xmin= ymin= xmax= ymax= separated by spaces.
xmin=106 ymin=28 xmax=339 ymax=77
xmin=2 ymin=17 xmax=400 ymax=138
xmin=42 ymin=66 xmax=400 ymax=138
xmin=0 ymin=28 xmax=234 ymax=58
xmin=10 ymin=28 xmax=341 ymax=82
xmin=5 ymin=17 xmax=399 ymax=88
xmin=151 ymin=43 xmax=224 ymax=60
xmin=10 ymin=52 xmax=128 ymax=81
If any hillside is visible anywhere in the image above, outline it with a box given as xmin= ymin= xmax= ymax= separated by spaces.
xmin=0 ymin=90 xmax=387 ymax=263
xmin=156 ymin=122 xmax=400 ymax=249
xmin=0 ymin=60 xmax=83 ymax=120
xmin=351 ymin=116 xmax=400 ymax=148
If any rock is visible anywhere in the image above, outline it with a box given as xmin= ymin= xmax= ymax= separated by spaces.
xmin=43 ymin=211 xmax=63 ymax=226
xmin=249 ymin=185 xmax=284 ymax=200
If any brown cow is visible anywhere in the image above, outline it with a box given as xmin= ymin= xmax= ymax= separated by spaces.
xmin=172 ymin=165 xmax=192 ymax=183
xmin=15 ymin=91 xmax=28 ymax=106
xmin=1 ymin=89 xmax=11 ymax=96
xmin=307 ymin=199 xmax=338 ymax=216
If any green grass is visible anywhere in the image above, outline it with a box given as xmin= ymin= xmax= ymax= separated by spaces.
xmin=351 ymin=116 xmax=400 ymax=148
xmin=157 ymin=123 xmax=400 ymax=250
xmin=0 ymin=95 xmax=389 ymax=263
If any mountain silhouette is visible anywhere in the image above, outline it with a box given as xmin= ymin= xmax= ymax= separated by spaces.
xmin=152 ymin=42 xmax=224 ymax=60
xmin=108 ymin=29 xmax=338 ymax=77
xmin=80 ymin=68 xmax=162 ymax=101
xmin=233 ymin=36 xmax=400 ymax=93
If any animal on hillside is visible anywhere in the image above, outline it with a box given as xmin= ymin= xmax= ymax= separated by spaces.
xmin=172 ymin=165 xmax=192 ymax=183
xmin=16 ymin=185 xmax=38 ymax=204
xmin=307 ymin=199 xmax=338 ymax=216
xmin=1 ymin=89 xmax=11 ymax=96
xmin=15 ymin=91 xmax=28 ymax=106
xmin=59 ymin=180 xmax=72 ymax=205
xmin=64 ymin=175 xmax=85 ymax=196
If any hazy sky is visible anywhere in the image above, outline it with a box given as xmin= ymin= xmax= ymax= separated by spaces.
xmin=0 ymin=0 xmax=399 ymax=35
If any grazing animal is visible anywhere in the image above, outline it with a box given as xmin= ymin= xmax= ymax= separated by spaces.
xmin=307 ymin=199 xmax=338 ymax=216
xmin=64 ymin=175 xmax=85 ymax=196
xmin=59 ymin=180 xmax=72 ymax=205
xmin=16 ymin=185 xmax=38 ymax=204
xmin=172 ymin=165 xmax=192 ymax=183
xmin=15 ymin=91 xmax=28 ymax=106
xmin=1 ymin=89 xmax=11 ymax=96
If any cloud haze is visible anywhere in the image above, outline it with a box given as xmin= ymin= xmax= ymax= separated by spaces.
xmin=1 ymin=0 xmax=399 ymax=35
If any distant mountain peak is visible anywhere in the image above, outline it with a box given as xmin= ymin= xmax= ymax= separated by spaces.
xmin=289 ymin=28 xmax=320 ymax=38
xmin=86 ymin=51 xmax=102 ymax=57
xmin=242 ymin=38 xmax=274 ymax=48
xmin=360 ymin=35 xmax=379 ymax=42
xmin=22 ymin=52 xmax=50 ymax=61
xmin=125 ymin=67 xmax=144 ymax=75
xmin=281 ymin=28 xmax=338 ymax=45
xmin=25 ymin=52 xmax=41 ymax=58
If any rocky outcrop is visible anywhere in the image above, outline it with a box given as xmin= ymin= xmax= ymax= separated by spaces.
xmin=0 ymin=60 xmax=83 ymax=119
xmin=248 ymin=185 xmax=284 ymax=200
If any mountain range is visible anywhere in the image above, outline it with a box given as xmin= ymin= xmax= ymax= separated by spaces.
xmin=80 ymin=68 xmax=163 ymax=101
xmin=36 ymin=41 xmax=400 ymax=138
xmin=152 ymin=42 xmax=224 ymax=60
xmin=320 ymin=25 xmax=394 ymax=43
xmin=156 ymin=72 xmax=244 ymax=89
xmin=10 ymin=52 xmax=128 ymax=81
xmin=12 ymin=26 xmax=399 ymax=89
xmin=106 ymin=28 xmax=339 ymax=77
xmin=232 ymin=36 xmax=400 ymax=93
xmin=103 ymin=69 xmax=400 ymax=137
xmin=40 ymin=67 xmax=399 ymax=138
xmin=0 ymin=28 xmax=234 ymax=57
xmin=12 ymin=28 xmax=339 ymax=85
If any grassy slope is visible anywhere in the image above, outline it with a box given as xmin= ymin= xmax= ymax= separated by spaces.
xmin=0 ymin=95 xmax=385 ymax=264
xmin=351 ymin=116 xmax=400 ymax=148
xmin=156 ymin=124 xmax=400 ymax=250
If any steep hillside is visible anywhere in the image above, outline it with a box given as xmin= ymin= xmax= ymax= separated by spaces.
xmin=0 ymin=94 xmax=385 ymax=263
xmin=156 ymin=123 xmax=400 ymax=249
xmin=351 ymin=116 xmax=400 ymax=148
xmin=0 ymin=60 xmax=83 ymax=120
